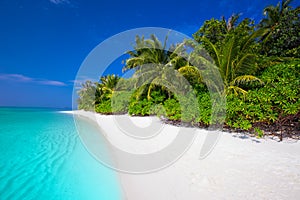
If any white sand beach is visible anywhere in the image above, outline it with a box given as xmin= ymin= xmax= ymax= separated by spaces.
xmin=62 ymin=110 xmax=300 ymax=200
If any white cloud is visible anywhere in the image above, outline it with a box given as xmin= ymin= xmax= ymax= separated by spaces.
xmin=0 ymin=74 xmax=33 ymax=82
xmin=49 ymin=0 xmax=70 ymax=5
xmin=0 ymin=73 xmax=67 ymax=86
xmin=39 ymin=80 xmax=67 ymax=86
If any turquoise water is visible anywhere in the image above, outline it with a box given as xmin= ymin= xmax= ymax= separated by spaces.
xmin=0 ymin=107 xmax=122 ymax=200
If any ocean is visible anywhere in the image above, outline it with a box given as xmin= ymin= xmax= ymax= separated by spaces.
xmin=0 ymin=107 xmax=122 ymax=200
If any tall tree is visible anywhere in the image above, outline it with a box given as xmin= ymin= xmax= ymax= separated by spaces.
xmin=124 ymin=34 xmax=189 ymax=100
xmin=98 ymin=74 xmax=121 ymax=99
xmin=193 ymin=14 xmax=255 ymax=56
xmin=202 ymin=29 xmax=265 ymax=95
xmin=259 ymin=0 xmax=300 ymax=57
xmin=77 ymin=80 xmax=97 ymax=111
xmin=259 ymin=0 xmax=293 ymax=30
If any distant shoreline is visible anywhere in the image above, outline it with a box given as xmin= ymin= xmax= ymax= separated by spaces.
xmin=0 ymin=106 xmax=72 ymax=110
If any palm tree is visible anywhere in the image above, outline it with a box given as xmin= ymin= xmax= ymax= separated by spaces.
xmin=261 ymin=0 xmax=293 ymax=27
xmin=77 ymin=80 xmax=97 ymax=110
xmin=193 ymin=14 xmax=256 ymax=60
xmin=124 ymin=35 xmax=170 ymax=71
xmin=98 ymin=74 xmax=121 ymax=99
xmin=202 ymin=29 xmax=265 ymax=95
xmin=124 ymin=34 xmax=189 ymax=100
xmin=223 ymin=13 xmax=240 ymax=32
xmin=259 ymin=0 xmax=293 ymax=40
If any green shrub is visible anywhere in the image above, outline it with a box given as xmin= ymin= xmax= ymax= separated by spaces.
xmin=163 ymin=98 xmax=181 ymax=120
xmin=95 ymin=100 xmax=112 ymax=114
xmin=149 ymin=89 xmax=167 ymax=103
xmin=196 ymin=92 xmax=212 ymax=125
xmin=225 ymin=61 xmax=300 ymax=130
xmin=128 ymin=98 xmax=153 ymax=116
xmin=90 ymin=61 xmax=300 ymax=134
xmin=254 ymin=127 xmax=264 ymax=138
xmin=111 ymin=91 xmax=131 ymax=114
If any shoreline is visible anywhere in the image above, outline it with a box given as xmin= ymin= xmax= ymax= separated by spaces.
xmin=59 ymin=110 xmax=298 ymax=142
xmin=61 ymin=110 xmax=300 ymax=199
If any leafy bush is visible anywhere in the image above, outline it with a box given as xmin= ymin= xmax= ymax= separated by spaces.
xmin=163 ymin=98 xmax=181 ymax=120
xmin=261 ymin=9 xmax=300 ymax=58
xmin=196 ymin=92 xmax=212 ymax=125
xmin=111 ymin=91 xmax=131 ymax=114
xmin=254 ymin=127 xmax=264 ymax=138
xmin=259 ymin=61 xmax=300 ymax=116
xmin=128 ymin=98 xmax=153 ymax=116
xmin=225 ymin=61 xmax=300 ymax=130
xmin=95 ymin=100 xmax=112 ymax=114
xmin=149 ymin=89 xmax=167 ymax=103
xmin=89 ymin=61 xmax=300 ymax=135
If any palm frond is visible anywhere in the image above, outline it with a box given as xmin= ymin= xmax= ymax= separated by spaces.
xmin=150 ymin=34 xmax=163 ymax=49
xmin=220 ymin=36 xmax=235 ymax=84
xmin=178 ymin=65 xmax=203 ymax=82
xmin=201 ymin=36 xmax=221 ymax=68
xmin=124 ymin=57 xmax=146 ymax=70
xmin=234 ymin=53 xmax=257 ymax=75
xmin=240 ymin=28 xmax=267 ymax=52
xmin=147 ymin=77 xmax=161 ymax=100
xmin=227 ymin=85 xmax=247 ymax=96
xmin=231 ymin=75 xmax=264 ymax=86
xmin=162 ymin=31 xmax=170 ymax=50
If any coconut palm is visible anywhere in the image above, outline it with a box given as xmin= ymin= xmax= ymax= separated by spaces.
xmin=124 ymin=34 xmax=189 ymax=100
xmin=77 ymin=80 xmax=97 ymax=110
xmin=259 ymin=0 xmax=294 ymax=41
xmin=261 ymin=0 xmax=293 ymax=28
xmin=202 ymin=29 xmax=265 ymax=95
xmin=98 ymin=74 xmax=121 ymax=99
xmin=222 ymin=13 xmax=241 ymax=32
xmin=124 ymin=35 xmax=169 ymax=71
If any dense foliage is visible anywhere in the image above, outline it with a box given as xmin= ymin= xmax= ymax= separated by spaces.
xmin=259 ymin=0 xmax=300 ymax=57
xmin=77 ymin=0 xmax=300 ymax=139
xmin=193 ymin=14 xmax=256 ymax=55
xmin=226 ymin=61 xmax=300 ymax=131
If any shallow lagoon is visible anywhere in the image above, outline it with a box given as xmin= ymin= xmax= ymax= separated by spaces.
xmin=0 ymin=107 xmax=122 ymax=200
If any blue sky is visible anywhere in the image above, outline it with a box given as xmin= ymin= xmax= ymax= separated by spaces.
xmin=0 ymin=0 xmax=297 ymax=108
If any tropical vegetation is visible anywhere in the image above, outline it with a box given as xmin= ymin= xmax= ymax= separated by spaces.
xmin=77 ymin=0 xmax=300 ymax=140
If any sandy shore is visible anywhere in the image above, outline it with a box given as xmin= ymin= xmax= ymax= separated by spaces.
xmin=61 ymin=110 xmax=300 ymax=199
